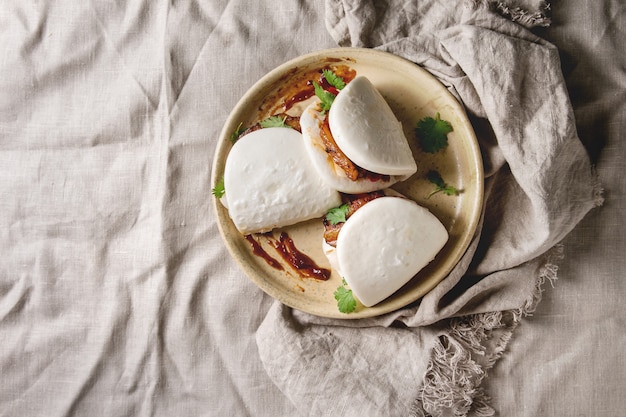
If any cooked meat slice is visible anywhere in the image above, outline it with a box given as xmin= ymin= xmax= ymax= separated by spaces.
xmin=319 ymin=117 xmax=360 ymax=181
xmin=323 ymin=191 xmax=386 ymax=246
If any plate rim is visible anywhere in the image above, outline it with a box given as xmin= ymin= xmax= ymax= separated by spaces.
xmin=211 ymin=47 xmax=484 ymax=319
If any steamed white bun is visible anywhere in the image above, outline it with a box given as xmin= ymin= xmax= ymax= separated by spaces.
xmin=327 ymin=196 xmax=448 ymax=307
xmin=329 ymin=76 xmax=417 ymax=176
xmin=300 ymin=75 xmax=417 ymax=194
xmin=300 ymin=103 xmax=401 ymax=194
xmin=223 ymin=127 xmax=341 ymax=234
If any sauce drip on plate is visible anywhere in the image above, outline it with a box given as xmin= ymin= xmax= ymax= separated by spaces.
xmin=270 ymin=232 xmax=331 ymax=281
xmin=259 ymin=64 xmax=357 ymax=116
xmin=245 ymin=232 xmax=331 ymax=281
xmin=244 ymin=234 xmax=283 ymax=271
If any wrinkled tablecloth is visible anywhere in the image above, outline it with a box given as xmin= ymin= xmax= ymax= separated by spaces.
xmin=256 ymin=1 xmax=601 ymax=415
xmin=2 ymin=1 xmax=624 ymax=416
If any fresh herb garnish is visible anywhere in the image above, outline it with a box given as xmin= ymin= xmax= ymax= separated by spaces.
xmin=230 ymin=122 xmax=244 ymax=143
xmin=322 ymin=69 xmax=346 ymax=90
xmin=313 ymin=69 xmax=347 ymax=112
xmin=415 ymin=113 xmax=453 ymax=153
xmin=212 ymin=176 xmax=225 ymax=198
xmin=334 ymin=278 xmax=357 ymax=313
xmin=426 ymin=170 xmax=458 ymax=199
xmin=259 ymin=115 xmax=288 ymax=128
xmin=325 ymin=204 xmax=349 ymax=225
xmin=313 ymin=81 xmax=335 ymax=112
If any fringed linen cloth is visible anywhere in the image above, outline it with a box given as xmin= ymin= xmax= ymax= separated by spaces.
xmin=256 ymin=1 xmax=603 ymax=416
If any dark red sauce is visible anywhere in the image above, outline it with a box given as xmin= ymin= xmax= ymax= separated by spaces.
xmin=283 ymin=85 xmax=315 ymax=111
xmin=318 ymin=77 xmax=339 ymax=95
xmin=245 ymin=232 xmax=331 ymax=281
xmin=270 ymin=232 xmax=331 ymax=281
xmin=244 ymin=234 xmax=283 ymax=271
xmin=257 ymin=64 xmax=357 ymax=115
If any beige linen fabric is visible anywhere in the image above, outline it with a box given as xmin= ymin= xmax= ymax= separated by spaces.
xmin=256 ymin=1 xmax=601 ymax=416
xmin=0 ymin=1 xmax=334 ymax=415
xmin=2 ymin=1 xmax=624 ymax=416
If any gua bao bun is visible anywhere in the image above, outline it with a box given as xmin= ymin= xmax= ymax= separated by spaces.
xmin=223 ymin=127 xmax=341 ymax=234
xmin=301 ymin=76 xmax=417 ymax=194
xmin=323 ymin=192 xmax=448 ymax=307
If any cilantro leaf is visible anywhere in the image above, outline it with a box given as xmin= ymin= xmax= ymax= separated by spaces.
xmin=313 ymin=81 xmax=336 ymax=112
xmin=325 ymin=204 xmax=349 ymax=225
xmin=426 ymin=170 xmax=458 ymax=199
xmin=212 ymin=176 xmax=225 ymax=198
xmin=230 ymin=122 xmax=244 ymax=143
xmin=259 ymin=115 xmax=288 ymax=128
xmin=415 ymin=113 xmax=453 ymax=153
xmin=322 ymin=69 xmax=346 ymax=90
xmin=334 ymin=279 xmax=356 ymax=313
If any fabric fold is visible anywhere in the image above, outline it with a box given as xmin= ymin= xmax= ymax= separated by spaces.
xmin=257 ymin=1 xmax=601 ymax=416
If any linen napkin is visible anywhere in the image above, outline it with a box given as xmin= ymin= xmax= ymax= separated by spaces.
xmin=256 ymin=1 xmax=602 ymax=416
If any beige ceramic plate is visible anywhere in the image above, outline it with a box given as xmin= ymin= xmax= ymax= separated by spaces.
xmin=211 ymin=48 xmax=483 ymax=319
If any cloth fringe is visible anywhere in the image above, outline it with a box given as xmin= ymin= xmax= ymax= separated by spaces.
xmin=516 ymin=243 xmax=563 ymax=318
xmin=410 ymin=244 xmax=564 ymax=417
xmin=467 ymin=0 xmax=552 ymax=28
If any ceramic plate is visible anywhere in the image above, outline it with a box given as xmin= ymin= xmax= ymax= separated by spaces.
xmin=211 ymin=48 xmax=483 ymax=319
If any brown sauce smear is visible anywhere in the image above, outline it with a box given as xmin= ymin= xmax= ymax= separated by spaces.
xmin=269 ymin=232 xmax=331 ymax=281
xmin=246 ymin=232 xmax=331 ymax=281
xmin=259 ymin=64 xmax=357 ymax=116
xmin=245 ymin=234 xmax=283 ymax=270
